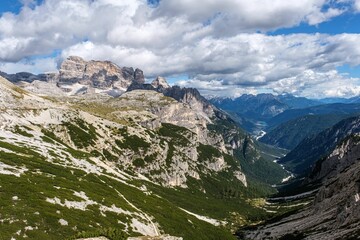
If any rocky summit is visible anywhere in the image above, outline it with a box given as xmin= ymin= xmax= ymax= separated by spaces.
xmin=1 ymin=56 xmax=146 ymax=97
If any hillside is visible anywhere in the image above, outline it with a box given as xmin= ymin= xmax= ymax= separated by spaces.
xmin=0 ymin=67 xmax=289 ymax=240
xmin=243 ymin=135 xmax=360 ymax=240
xmin=260 ymin=114 xmax=357 ymax=150
xmin=279 ymin=116 xmax=360 ymax=176
xmin=267 ymin=103 xmax=360 ymax=128
xmin=210 ymin=94 xmax=321 ymax=135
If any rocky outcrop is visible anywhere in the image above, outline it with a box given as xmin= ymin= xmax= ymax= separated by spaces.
xmin=2 ymin=56 xmax=146 ymax=95
xmin=151 ymin=76 xmax=170 ymax=89
xmin=134 ymin=68 xmax=145 ymax=84
xmin=128 ymin=78 xmax=215 ymax=118
xmin=59 ymin=56 xmax=137 ymax=89
xmin=244 ymin=136 xmax=360 ymax=240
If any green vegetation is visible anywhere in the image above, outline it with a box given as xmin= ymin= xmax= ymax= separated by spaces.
xmin=158 ymin=123 xmax=192 ymax=146
xmin=132 ymin=158 xmax=145 ymax=167
xmin=69 ymin=228 xmax=128 ymax=240
xmin=0 ymin=139 xmax=239 ymax=240
xmin=62 ymin=119 xmax=98 ymax=148
xmin=103 ymin=149 xmax=118 ymax=161
xmin=115 ymin=134 xmax=150 ymax=152
xmin=13 ymin=125 xmax=34 ymax=138
xmin=144 ymin=153 xmax=157 ymax=163
xmin=197 ymin=143 xmax=222 ymax=162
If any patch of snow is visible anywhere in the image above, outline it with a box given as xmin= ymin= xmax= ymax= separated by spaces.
xmin=263 ymin=209 xmax=277 ymax=213
xmin=179 ymin=208 xmax=223 ymax=226
xmin=99 ymin=204 xmax=132 ymax=215
xmin=24 ymin=226 xmax=34 ymax=231
xmin=130 ymin=218 xmax=158 ymax=237
xmin=61 ymin=83 xmax=88 ymax=96
xmin=58 ymin=219 xmax=68 ymax=226
xmin=76 ymin=237 xmax=109 ymax=240
xmin=0 ymin=162 xmax=28 ymax=177
xmin=46 ymin=191 xmax=98 ymax=211
xmin=128 ymin=235 xmax=183 ymax=240
xmin=113 ymin=189 xmax=160 ymax=236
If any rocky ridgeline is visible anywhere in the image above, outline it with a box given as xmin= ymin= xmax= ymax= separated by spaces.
xmin=0 ymin=56 xmax=215 ymax=114
xmin=1 ymin=56 xmax=145 ymax=96
xmin=1 ymin=56 xmax=218 ymax=125
xmin=58 ymin=56 xmax=144 ymax=88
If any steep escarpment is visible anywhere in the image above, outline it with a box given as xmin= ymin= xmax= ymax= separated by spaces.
xmin=58 ymin=56 xmax=144 ymax=88
xmin=244 ymin=135 xmax=360 ymax=240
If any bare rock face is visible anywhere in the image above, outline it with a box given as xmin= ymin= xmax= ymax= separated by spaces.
xmin=59 ymin=56 xmax=87 ymax=82
xmin=134 ymin=68 xmax=145 ymax=84
xmin=151 ymin=76 xmax=170 ymax=89
xmin=59 ymin=56 xmax=133 ymax=89
xmin=128 ymin=79 xmax=216 ymax=119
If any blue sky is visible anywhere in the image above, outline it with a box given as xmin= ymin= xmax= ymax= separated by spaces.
xmin=0 ymin=0 xmax=44 ymax=14
xmin=271 ymin=13 xmax=360 ymax=35
xmin=0 ymin=0 xmax=22 ymax=14
xmin=1 ymin=0 xmax=360 ymax=98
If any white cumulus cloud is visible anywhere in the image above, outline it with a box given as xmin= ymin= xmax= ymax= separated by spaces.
xmin=0 ymin=0 xmax=359 ymax=97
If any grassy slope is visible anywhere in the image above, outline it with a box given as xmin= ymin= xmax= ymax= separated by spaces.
xmin=0 ymin=140 xmax=236 ymax=240
xmin=0 ymin=92 xmax=291 ymax=239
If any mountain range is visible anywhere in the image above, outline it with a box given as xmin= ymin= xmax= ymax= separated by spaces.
xmin=1 ymin=56 xmax=360 ymax=239
xmin=0 ymin=57 xmax=291 ymax=240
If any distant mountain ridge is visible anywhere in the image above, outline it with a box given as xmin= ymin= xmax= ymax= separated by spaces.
xmin=279 ymin=115 xmax=360 ymax=176
xmin=209 ymin=93 xmax=322 ymax=134
xmin=260 ymin=113 xmax=359 ymax=150
xmin=267 ymin=102 xmax=360 ymax=128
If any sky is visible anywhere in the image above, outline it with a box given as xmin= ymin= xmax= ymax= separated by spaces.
xmin=1 ymin=0 xmax=360 ymax=98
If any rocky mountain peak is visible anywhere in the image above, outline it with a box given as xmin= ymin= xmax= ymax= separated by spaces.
xmin=151 ymin=76 xmax=170 ymax=89
xmin=59 ymin=56 xmax=126 ymax=87
xmin=134 ymin=68 xmax=145 ymax=84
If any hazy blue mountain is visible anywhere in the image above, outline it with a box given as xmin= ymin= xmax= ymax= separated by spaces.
xmin=210 ymin=93 xmax=323 ymax=134
xmin=267 ymin=103 xmax=360 ymax=128
xmin=279 ymin=116 xmax=360 ymax=176
xmin=210 ymin=93 xmax=289 ymax=120
xmin=277 ymin=93 xmax=321 ymax=109
xmin=319 ymin=96 xmax=360 ymax=104
xmin=260 ymin=113 xmax=358 ymax=150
